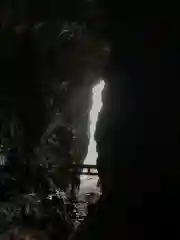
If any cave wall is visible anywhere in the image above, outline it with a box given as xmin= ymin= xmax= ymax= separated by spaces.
xmin=94 ymin=14 xmax=178 ymax=239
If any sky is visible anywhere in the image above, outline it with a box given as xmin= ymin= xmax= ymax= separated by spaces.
xmin=84 ymin=80 xmax=105 ymax=165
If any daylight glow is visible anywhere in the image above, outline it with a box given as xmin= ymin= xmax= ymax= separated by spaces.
xmin=84 ymin=80 xmax=105 ymax=165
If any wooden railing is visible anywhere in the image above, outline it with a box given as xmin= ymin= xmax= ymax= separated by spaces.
xmin=69 ymin=164 xmax=98 ymax=175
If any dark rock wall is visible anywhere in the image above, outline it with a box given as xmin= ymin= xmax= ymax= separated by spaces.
xmin=94 ymin=13 xmax=178 ymax=239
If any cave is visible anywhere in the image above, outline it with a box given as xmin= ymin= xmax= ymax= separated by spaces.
xmin=0 ymin=2 xmax=178 ymax=240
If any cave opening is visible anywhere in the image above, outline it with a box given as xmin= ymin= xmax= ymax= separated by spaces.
xmin=84 ymin=79 xmax=105 ymax=166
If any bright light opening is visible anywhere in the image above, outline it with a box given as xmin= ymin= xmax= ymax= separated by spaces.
xmin=78 ymin=80 xmax=105 ymax=205
xmin=84 ymin=80 xmax=105 ymax=165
